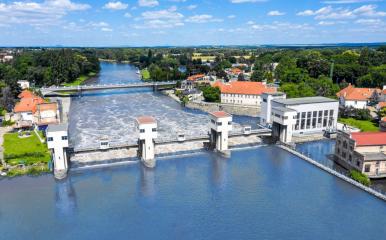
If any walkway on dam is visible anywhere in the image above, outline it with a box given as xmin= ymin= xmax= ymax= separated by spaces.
xmin=40 ymin=81 xmax=177 ymax=96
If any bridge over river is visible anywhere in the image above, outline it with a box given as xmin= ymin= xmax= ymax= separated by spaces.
xmin=41 ymin=81 xmax=177 ymax=96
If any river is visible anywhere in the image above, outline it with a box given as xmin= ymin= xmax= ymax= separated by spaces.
xmin=1 ymin=62 xmax=385 ymax=239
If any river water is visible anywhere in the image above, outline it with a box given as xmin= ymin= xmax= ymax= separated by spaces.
xmin=1 ymin=63 xmax=385 ymax=239
xmin=68 ymin=63 xmax=248 ymax=151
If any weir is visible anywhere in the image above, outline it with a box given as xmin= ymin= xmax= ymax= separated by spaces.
xmin=47 ymin=111 xmax=272 ymax=178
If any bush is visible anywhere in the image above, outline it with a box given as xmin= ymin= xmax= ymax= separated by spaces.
xmin=349 ymin=170 xmax=371 ymax=186
xmin=2 ymin=120 xmax=14 ymax=127
xmin=339 ymin=107 xmax=372 ymax=120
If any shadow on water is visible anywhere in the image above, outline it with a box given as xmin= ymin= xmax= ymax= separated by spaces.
xmin=55 ymin=177 xmax=77 ymax=217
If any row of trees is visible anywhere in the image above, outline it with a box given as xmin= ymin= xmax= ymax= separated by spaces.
xmin=0 ymin=49 xmax=100 ymax=111
xmin=252 ymin=47 xmax=386 ymax=98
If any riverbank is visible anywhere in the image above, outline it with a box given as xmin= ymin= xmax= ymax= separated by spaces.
xmin=62 ymin=72 xmax=97 ymax=87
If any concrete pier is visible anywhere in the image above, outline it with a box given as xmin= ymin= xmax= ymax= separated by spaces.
xmin=136 ymin=116 xmax=157 ymax=168
xmin=209 ymin=111 xmax=233 ymax=156
xmin=47 ymin=124 xmax=69 ymax=179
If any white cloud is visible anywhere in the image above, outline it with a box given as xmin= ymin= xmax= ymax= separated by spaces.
xmin=187 ymin=5 xmax=197 ymax=10
xmin=124 ymin=12 xmax=132 ymax=18
xmin=322 ymin=0 xmax=383 ymax=4
xmin=267 ymin=10 xmax=285 ymax=16
xmin=228 ymin=15 xmax=236 ymax=19
xmin=355 ymin=18 xmax=383 ymax=24
xmin=101 ymin=27 xmax=113 ymax=32
xmin=138 ymin=0 xmax=159 ymax=7
xmin=247 ymin=20 xmax=255 ymax=25
xmin=104 ymin=1 xmax=128 ymax=10
xmin=186 ymin=14 xmax=223 ymax=23
xmin=133 ymin=6 xmax=184 ymax=29
xmin=297 ymin=4 xmax=386 ymax=20
xmin=0 ymin=0 xmax=90 ymax=27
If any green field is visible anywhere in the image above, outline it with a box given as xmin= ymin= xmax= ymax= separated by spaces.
xmin=63 ymin=72 xmax=96 ymax=87
xmin=141 ymin=69 xmax=151 ymax=80
xmin=3 ymin=131 xmax=51 ymax=165
xmin=338 ymin=118 xmax=379 ymax=132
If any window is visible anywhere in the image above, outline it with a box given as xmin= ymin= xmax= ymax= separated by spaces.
xmin=152 ymin=128 xmax=157 ymax=132
xmin=365 ymin=164 xmax=371 ymax=173
xmin=307 ymin=112 xmax=311 ymax=118
xmin=216 ymin=122 xmax=222 ymax=126
xmin=343 ymin=141 xmax=348 ymax=149
xmin=47 ymin=137 xmax=53 ymax=142
xmin=356 ymin=161 xmax=360 ymax=167
xmin=61 ymin=136 xmax=68 ymax=140
xmin=329 ymin=110 xmax=334 ymax=116
xmin=337 ymin=148 xmax=340 ymax=154
xmin=228 ymin=121 xmax=232 ymax=125
xmin=301 ymin=119 xmax=305 ymax=129
xmin=306 ymin=118 xmax=311 ymax=129
xmin=211 ymin=119 xmax=215 ymax=124
xmin=263 ymin=98 xmax=267 ymax=102
xmin=313 ymin=111 xmax=317 ymax=117
xmin=301 ymin=112 xmax=306 ymax=118
xmin=349 ymin=155 xmax=352 ymax=162
xmin=140 ymin=129 xmax=145 ymax=133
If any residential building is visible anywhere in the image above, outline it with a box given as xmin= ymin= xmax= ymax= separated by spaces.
xmin=212 ymin=81 xmax=277 ymax=106
xmin=261 ymin=93 xmax=339 ymax=142
xmin=335 ymin=131 xmax=386 ymax=178
xmin=17 ymin=80 xmax=30 ymax=90
xmin=13 ymin=90 xmax=59 ymax=129
xmin=182 ymin=74 xmax=206 ymax=90
xmin=336 ymin=84 xmax=380 ymax=109
xmin=377 ymin=102 xmax=386 ymax=111
xmin=0 ymin=53 xmax=13 ymax=63
xmin=34 ymin=102 xmax=60 ymax=128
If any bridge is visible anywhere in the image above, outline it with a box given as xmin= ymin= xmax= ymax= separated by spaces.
xmin=40 ymin=81 xmax=177 ymax=96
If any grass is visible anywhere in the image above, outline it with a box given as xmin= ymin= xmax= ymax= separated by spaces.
xmin=141 ymin=69 xmax=151 ymax=80
xmin=338 ymin=118 xmax=379 ymax=132
xmin=3 ymin=131 xmax=51 ymax=166
xmin=349 ymin=170 xmax=371 ymax=186
xmin=62 ymin=72 xmax=96 ymax=87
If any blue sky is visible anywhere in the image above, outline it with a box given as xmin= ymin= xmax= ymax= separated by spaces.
xmin=0 ymin=0 xmax=386 ymax=46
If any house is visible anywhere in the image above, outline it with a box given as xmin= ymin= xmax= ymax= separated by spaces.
xmin=335 ymin=131 xmax=386 ymax=178
xmin=17 ymin=80 xmax=30 ymax=90
xmin=261 ymin=93 xmax=339 ymax=142
xmin=212 ymin=81 xmax=277 ymax=106
xmin=34 ymin=102 xmax=60 ymax=129
xmin=336 ymin=84 xmax=380 ymax=109
xmin=13 ymin=90 xmax=59 ymax=129
xmin=14 ymin=90 xmax=45 ymax=127
xmin=181 ymin=74 xmax=207 ymax=90
xmin=0 ymin=53 xmax=13 ymax=63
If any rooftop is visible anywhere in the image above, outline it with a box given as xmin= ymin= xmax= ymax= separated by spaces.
xmin=360 ymin=152 xmax=386 ymax=161
xmin=210 ymin=111 xmax=231 ymax=118
xmin=336 ymin=84 xmax=379 ymax=101
xmin=212 ymin=81 xmax=276 ymax=95
xmin=351 ymin=132 xmax=386 ymax=146
xmin=272 ymin=106 xmax=297 ymax=113
xmin=136 ymin=116 xmax=156 ymax=125
xmin=47 ymin=123 xmax=68 ymax=133
xmin=187 ymin=74 xmax=205 ymax=82
xmin=273 ymin=96 xmax=337 ymax=106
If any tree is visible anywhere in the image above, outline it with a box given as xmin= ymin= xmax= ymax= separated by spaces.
xmin=1 ymin=87 xmax=16 ymax=112
xmin=201 ymin=86 xmax=220 ymax=102
xmin=309 ymin=76 xmax=340 ymax=98
xmin=279 ymin=82 xmax=315 ymax=98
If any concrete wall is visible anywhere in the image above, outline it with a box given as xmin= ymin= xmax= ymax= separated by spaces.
xmin=186 ymin=101 xmax=260 ymax=117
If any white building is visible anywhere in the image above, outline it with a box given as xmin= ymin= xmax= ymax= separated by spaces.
xmin=209 ymin=111 xmax=232 ymax=153
xmin=17 ymin=80 xmax=30 ymax=90
xmin=261 ymin=93 xmax=339 ymax=142
xmin=336 ymin=84 xmax=380 ymax=109
xmin=47 ymin=124 xmax=69 ymax=179
xmin=213 ymin=81 xmax=277 ymax=106
xmin=136 ymin=116 xmax=158 ymax=168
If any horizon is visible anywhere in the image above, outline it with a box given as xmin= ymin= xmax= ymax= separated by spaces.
xmin=1 ymin=0 xmax=386 ymax=46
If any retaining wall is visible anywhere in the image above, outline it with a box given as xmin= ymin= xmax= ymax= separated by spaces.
xmin=186 ymin=101 xmax=260 ymax=117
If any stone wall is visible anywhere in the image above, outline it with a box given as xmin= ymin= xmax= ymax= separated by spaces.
xmin=186 ymin=101 xmax=260 ymax=117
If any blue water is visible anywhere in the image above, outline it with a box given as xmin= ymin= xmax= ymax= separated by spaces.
xmin=1 ymin=146 xmax=385 ymax=240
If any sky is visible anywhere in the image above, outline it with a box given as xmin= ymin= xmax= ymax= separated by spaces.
xmin=0 ymin=0 xmax=386 ymax=46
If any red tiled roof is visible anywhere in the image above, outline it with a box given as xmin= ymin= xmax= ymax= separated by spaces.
xmin=351 ymin=132 xmax=386 ymax=146
xmin=14 ymin=93 xmax=44 ymax=113
xmin=136 ymin=116 xmax=156 ymax=125
xmin=377 ymin=102 xmax=386 ymax=109
xmin=210 ymin=111 xmax=231 ymax=118
xmin=231 ymin=68 xmax=242 ymax=74
xmin=336 ymin=84 xmax=379 ymax=101
xmin=212 ymin=81 xmax=277 ymax=95
xmin=187 ymin=74 xmax=205 ymax=81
